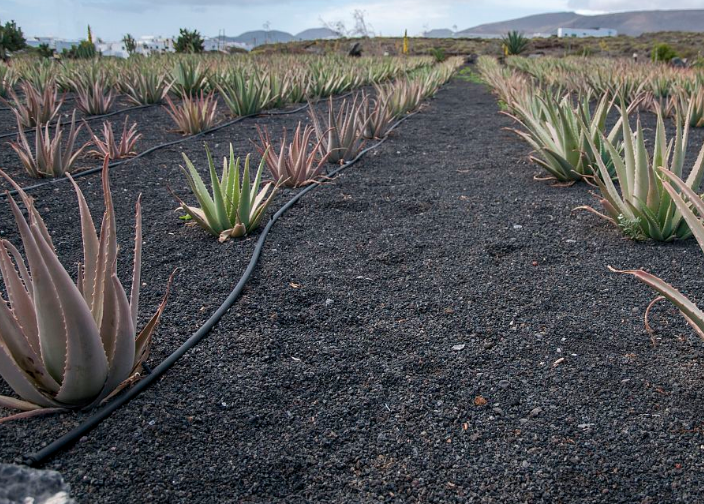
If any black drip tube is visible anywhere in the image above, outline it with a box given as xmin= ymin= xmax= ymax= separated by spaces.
xmin=0 ymin=103 xmax=157 ymax=140
xmin=23 ymin=108 xmax=420 ymax=467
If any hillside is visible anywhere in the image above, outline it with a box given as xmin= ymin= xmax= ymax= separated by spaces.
xmin=225 ymin=30 xmax=293 ymax=47
xmin=458 ymin=9 xmax=704 ymax=36
xmin=295 ymin=28 xmax=339 ymax=41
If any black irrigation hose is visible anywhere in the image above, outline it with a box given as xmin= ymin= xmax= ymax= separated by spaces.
xmin=0 ymin=103 xmax=156 ymax=140
xmin=1 ymin=92 xmax=355 ymax=198
xmin=0 ymin=95 xmax=76 ymax=112
xmin=23 ymin=108 xmax=421 ymax=468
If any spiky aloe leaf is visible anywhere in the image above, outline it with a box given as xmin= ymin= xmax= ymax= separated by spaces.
xmin=609 ymin=266 xmax=704 ymax=341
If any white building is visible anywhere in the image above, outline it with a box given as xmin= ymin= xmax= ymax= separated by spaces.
xmin=556 ymin=27 xmax=617 ymax=38
xmin=95 ymin=41 xmax=129 ymax=58
xmin=26 ymin=37 xmax=80 ymax=53
xmin=135 ymin=36 xmax=174 ymax=55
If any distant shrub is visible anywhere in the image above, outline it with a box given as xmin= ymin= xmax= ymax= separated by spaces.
xmin=36 ymin=42 xmax=54 ymax=58
xmin=174 ymin=28 xmax=204 ymax=54
xmin=0 ymin=19 xmax=26 ymax=59
xmin=502 ymin=31 xmax=529 ymax=56
xmin=651 ymin=43 xmax=678 ymax=62
xmin=429 ymin=47 xmax=448 ymax=63
xmin=62 ymin=40 xmax=97 ymax=59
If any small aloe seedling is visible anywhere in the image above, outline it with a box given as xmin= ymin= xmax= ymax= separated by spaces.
xmin=253 ymin=123 xmax=329 ymax=187
xmin=0 ymin=158 xmax=172 ymax=422
xmin=174 ymin=144 xmax=280 ymax=242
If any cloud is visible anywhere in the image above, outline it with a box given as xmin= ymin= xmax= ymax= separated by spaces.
xmin=78 ymin=0 xmax=291 ymax=13
xmin=567 ymin=0 xmax=704 ymax=10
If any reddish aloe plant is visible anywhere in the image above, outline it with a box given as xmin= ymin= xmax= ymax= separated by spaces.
xmin=85 ymin=116 xmax=142 ymax=160
xmin=253 ymin=123 xmax=329 ymax=187
xmin=0 ymin=157 xmax=172 ymax=422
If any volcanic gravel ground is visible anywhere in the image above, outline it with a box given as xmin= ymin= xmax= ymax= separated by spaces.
xmin=2 ymin=75 xmax=704 ymax=503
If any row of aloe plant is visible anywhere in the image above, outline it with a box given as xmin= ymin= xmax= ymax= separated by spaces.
xmin=0 ymin=57 xmax=462 ymax=421
xmin=479 ymin=55 xmax=704 ymax=355
xmin=1 ymin=54 xmax=434 ymax=109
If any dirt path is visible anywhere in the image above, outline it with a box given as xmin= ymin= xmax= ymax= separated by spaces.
xmin=3 ymin=76 xmax=704 ymax=503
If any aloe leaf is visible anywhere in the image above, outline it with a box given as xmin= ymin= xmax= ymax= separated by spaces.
xmin=0 ymin=242 xmax=38 ymax=352
xmin=6 ymin=196 xmax=68 ymax=383
xmin=67 ymin=171 xmax=100 ymax=310
xmin=130 ymin=194 xmax=142 ymax=330
xmin=181 ymin=155 xmax=219 ymax=232
xmin=90 ymin=273 xmax=135 ymax=407
xmin=135 ymin=270 xmax=175 ymax=368
xmin=611 ymin=267 xmax=704 ymax=339
xmin=660 ymin=168 xmax=704 ymax=253
xmin=205 ymin=145 xmax=230 ymax=231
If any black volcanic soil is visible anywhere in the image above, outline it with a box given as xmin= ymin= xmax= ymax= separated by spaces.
xmin=1 ymin=75 xmax=704 ymax=503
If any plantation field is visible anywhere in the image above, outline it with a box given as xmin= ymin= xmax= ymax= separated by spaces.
xmin=1 ymin=52 xmax=704 ymax=502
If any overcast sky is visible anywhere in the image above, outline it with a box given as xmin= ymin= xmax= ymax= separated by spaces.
xmin=1 ymin=0 xmax=703 ymax=40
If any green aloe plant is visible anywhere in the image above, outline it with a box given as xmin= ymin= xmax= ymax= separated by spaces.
xmin=508 ymin=91 xmax=623 ymax=183
xmin=174 ymin=144 xmax=280 ymax=242
xmin=580 ymin=100 xmax=704 ymax=241
xmin=217 ymin=71 xmax=272 ymax=117
xmin=0 ymin=157 xmax=171 ymax=422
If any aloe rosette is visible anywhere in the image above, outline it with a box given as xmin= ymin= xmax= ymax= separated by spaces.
xmin=174 ymin=144 xmax=280 ymax=242
xmin=0 ymin=157 xmax=171 ymax=422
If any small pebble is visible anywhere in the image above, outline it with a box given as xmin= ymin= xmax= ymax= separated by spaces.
xmin=529 ymin=407 xmax=543 ymax=417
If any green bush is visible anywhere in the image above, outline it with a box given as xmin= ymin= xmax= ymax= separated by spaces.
xmin=36 ymin=43 xmax=54 ymax=58
xmin=174 ymin=28 xmax=204 ymax=54
xmin=502 ymin=31 xmax=529 ymax=56
xmin=429 ymin=47 xmax=448 ymax=63
xmin=62 ymin=40 xmax=97 ymax=59
xmin=651 ymin=43 xmax=678 ymax=62
xmin=0 ymin=19 xmax=26 ymax=59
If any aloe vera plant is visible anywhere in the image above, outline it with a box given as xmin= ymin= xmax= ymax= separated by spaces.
xmin=580 ymin=100 xmax=704 ymax=241
xmin=611 ymin=168 xmax=704 ymax=341
xmin=253 ymin=123 xmax=329 ymax=187
xmin=0 ymin=158 xmax=171 ymax=421
xmin=123 ymin=68 xmax=170 ymax=105
xmin=174 ymin=145 xmax=279 ymax=242
xmin=217 ymin=71 xmax=272 ymax=117
xmin=9 ymin=111 xmax=87 ymax=178
xmin=508 ymin=91 xmax=623 ymax=183
xmin=170 ymin=60 xmax=210 ymax=98
xmin=164 ymin=92 xmax=218 ymax=135
xmin=1 ymin=81 xmax=64 ymax=128
xmin=72 ymin=74 xmax=115 ymax=116
xmin=309 ymin=94 xmax=368 ymax=164
xmin=85 ymin=116 xmax=142 ymax=159
xmin=359 ymin=92 xmax=394 ymax=140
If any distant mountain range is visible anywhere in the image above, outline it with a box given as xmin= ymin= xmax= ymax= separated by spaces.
xmin=219 ymin=10 xmax=704 ymax=48
xmin=221 ymin=27 xmax=339 ymax=47
xmin=455 ymin=10 xmax=704 ymax=37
